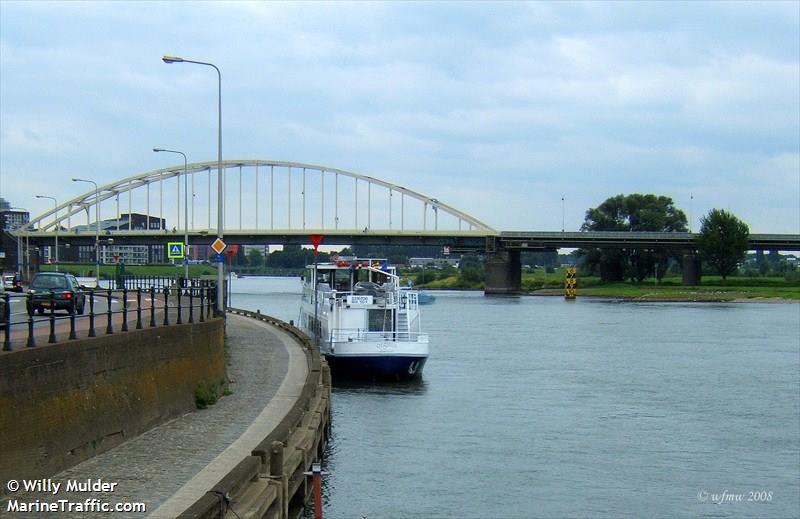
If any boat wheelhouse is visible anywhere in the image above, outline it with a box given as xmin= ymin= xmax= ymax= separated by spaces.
xmin=299 ymin=258 xmax=429 ymax=380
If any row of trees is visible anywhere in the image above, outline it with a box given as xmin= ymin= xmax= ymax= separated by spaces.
xmin=238 ymin=244 xmax=443 ymax=271
xmin=580 ymin=193 xmax=749 ymax=281
xmin=241 ymin=244 xmax=333 ymax=270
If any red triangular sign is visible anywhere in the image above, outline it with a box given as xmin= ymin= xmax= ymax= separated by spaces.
xmin=309 ymin=234 xmax=324 ymax=253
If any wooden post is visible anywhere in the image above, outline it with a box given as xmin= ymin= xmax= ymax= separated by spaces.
xmin=270 ymin=441 xmax=287 ymax=519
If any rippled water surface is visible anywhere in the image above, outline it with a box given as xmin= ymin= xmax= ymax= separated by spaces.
xmin=230 ymin=277 xmax=800 ymax=519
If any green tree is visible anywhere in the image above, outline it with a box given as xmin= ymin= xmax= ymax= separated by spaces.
xmin=266 ymin=244 xmax=330 ymax=269
xmin=414 ymin=270 xmax=438 ymax=285
xmin=697 ymin=209 xmax=749 ymax=280
xmin=439 ymin=263 xmax=458 ymax=278
xmin=580 ymin=194 xmax=688 ymax=282
xmin=521 ymin=250 xmax=558 ymax=268
xmin=247 ymin=248 xmax=264 ymax=268
xmin=459 ymin=253 xmax=484 ymax=283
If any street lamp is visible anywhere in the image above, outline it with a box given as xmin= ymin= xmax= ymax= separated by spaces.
xmin=72 ymin=178 xmax=100 ymax=287
xmin=163 ymin=54 xmax=224 ymax=314
xmin=154 ymin=148 xmax=189 ymax=280
xmin=35 ymin=195 xmax=59 ymax=271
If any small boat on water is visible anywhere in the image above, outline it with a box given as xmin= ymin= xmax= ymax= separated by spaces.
xmin=417 ymin=291 xmax=436 ymax=305
xmin=298 ymin=258 xmax=429 ymax=380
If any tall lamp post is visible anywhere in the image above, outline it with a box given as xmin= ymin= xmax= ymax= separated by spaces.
xmin=35 ymin=195 xmax=59 ymax=271
xmin=163 ymin=55 xmax=224 ymax=314
xmin=154 ymin=148 xmax=190 ymax=280
xmin=72 ymin=178 xmax=100 ymax=287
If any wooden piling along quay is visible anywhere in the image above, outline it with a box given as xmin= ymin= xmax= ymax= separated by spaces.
xmin=178 ymin=308 xmax=332 ymax=519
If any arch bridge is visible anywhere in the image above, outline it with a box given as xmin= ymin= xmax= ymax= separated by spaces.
xmin=19 ymin=160 xmax=494 ymax=249
xmin=15 ymin=160 xmax=800 ymax=292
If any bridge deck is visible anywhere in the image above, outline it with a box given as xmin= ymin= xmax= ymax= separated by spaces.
xmin=498 ymin=231 xmax=800 ymax=250
xmin=21 ymin=229 xmax=799 ymax=250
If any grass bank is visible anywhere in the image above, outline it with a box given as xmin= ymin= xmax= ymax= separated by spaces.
xmin=414 ymin=271 xmax=800 ymax=301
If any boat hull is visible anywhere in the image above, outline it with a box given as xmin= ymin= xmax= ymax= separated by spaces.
xmin=325 ymin=355 xmax=427 ymax=381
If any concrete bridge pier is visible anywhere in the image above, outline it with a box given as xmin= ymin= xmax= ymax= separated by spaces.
xmin=682 ymin=250 xmax=701 ymax=285
xmin=484 ymin=249 xmax=521 ymax=294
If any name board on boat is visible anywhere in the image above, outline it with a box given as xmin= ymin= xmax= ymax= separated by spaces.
xmin=346 ymin=295 xmax=373 ymax=306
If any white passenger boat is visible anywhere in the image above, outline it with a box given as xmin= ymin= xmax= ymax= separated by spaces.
xmin=299 ymin=258 xmax=429 ymax=380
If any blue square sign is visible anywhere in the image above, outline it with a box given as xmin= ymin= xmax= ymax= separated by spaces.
xmin=167 ymin=242 xmax=185 ymax=259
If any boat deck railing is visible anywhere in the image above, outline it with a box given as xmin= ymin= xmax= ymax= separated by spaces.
xmin=303 ymin=284 xmax=420 ymax=313
xmin=331 ymin=328 xmax=428 ymax=343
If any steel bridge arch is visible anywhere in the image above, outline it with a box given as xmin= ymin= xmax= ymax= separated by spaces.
xmin=20 ymin=160 xmax=495 ymax=236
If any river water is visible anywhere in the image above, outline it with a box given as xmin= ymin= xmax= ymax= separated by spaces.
xmin=230 ymin=276 xmax=800 ymax=519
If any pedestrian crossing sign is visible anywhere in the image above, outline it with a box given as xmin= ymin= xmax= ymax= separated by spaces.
xmin=167 ymin=242 xmax=185 ymax=259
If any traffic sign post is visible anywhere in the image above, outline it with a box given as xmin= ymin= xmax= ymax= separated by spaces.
xmin=309 ymin=234 xmax=324 ymax=254
xmin=210 ymin=238 xmax=228 ymax=311
xmin=167 ymin=242 xmax=185 ymax=259
xmin=210 ymin=238 xmax=227 ymax=255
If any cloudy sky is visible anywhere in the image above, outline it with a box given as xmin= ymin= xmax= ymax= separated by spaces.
xmin=1 ymin=1 xmax=798 ymax=234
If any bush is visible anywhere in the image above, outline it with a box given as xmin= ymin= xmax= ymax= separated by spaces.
xmin=415 ymin=271 xmax=437 ymax=285
xmin=741 ymin=266 xmax=759 ymax=277
xmin=460 ymin=266 xmax=484 ymax=283
xmin=522 ymin=279 xmax=544 ymax=291
xmin=195 ymin=380 xmax=219 ymax=409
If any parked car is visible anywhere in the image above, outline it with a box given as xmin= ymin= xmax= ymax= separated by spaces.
xmin=26 ymin=272 xmax=86 ymax=315
xmin=3 ymin=273 xmax=23 ymax=292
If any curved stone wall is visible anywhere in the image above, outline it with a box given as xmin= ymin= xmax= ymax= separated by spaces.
xmin=0 ymin=318 xmax=225 ymax=487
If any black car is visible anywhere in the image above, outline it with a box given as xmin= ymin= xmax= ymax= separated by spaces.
xmin=27 ymin=272 xmax=86 ymax=315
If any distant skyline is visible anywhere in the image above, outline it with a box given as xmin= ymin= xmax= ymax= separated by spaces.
xmin=1 ymin=1 xmax=798 ymax=233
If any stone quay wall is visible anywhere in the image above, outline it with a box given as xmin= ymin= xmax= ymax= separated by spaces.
xmin=0 ymin=318 xmax=225 ymax=486
xmin=178 ymin=309 xmax=331 ymax=519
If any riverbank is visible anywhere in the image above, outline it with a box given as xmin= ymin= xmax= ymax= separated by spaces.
xmin=526 ymin=287 xmax=799 ymax=302
xmin=417 ymin=275 xmax=800 ymax=302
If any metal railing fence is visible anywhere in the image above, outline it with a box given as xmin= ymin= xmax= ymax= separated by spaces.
xmin=1 ymin=284 xmax=218 ymax=352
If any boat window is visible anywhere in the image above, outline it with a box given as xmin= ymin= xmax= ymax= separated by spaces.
xmin=334 ymin=270 xmax=351 ymax=292
xmin=368 ymin=309 xmax=393 ymax=331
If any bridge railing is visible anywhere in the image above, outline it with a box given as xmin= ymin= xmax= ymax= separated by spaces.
xmin=1 ymin=284 xmax=217 ymax=352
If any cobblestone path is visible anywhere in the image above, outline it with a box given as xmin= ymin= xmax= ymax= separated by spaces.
xmin=2 ymin=314 xmax=289 ymax=518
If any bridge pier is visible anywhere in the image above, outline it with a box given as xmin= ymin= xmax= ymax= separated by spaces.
xmin=682 ymin=250 xmax=701 ymax=286
xmin=484 ymin=249 xmax=521 ymax=295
